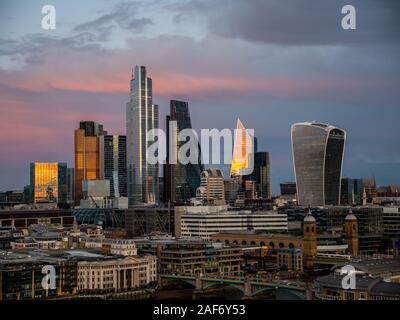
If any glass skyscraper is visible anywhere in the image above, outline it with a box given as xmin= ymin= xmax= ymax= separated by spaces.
xmin=74 ymin=121 xmax=106 ymax=205
xmin=291 ymin=122 xmax=346 ymax=206
xmin=341 ymin=178 xmax=364 ymax=205
xmin=164 ymin=100 xmax=204 ymax=204
xmin=100 ymin=135 xmax=127 ymax=198
xmin=30 ymin=162 xmax=67 ymax=203
xmin=126 ymin=66 xmax=158 ymax=205
xmin=231 ymin=118 xmax=254 ymax=177
xmin=244 ymin=151 xmax=272 ymax=199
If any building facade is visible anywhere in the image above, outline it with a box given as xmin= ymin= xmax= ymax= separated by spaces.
xmin=175 ymin=205 xmax=288 ymax=240
xmin=164 ymin=100 xmax=204 ymax=204
xmin=100 ymin=135 xmax=127 ymax=198
xmin=244 ymin=152 xmax=271 ymax=199
xmin=382 ymin=207 xmax=400 ymax=256
xmin=196 ymin=169 xmax=225 ymax=205
xmin=126 ymin=66 xmax=159 ymax=206
xmin=30 ymin=162 xmax=67 ymax=204
xmin=341 ymin=178 xmax=364 ymax=205
xmin=77 ymin=255 xmax=157 ymax=294
xmin=0 ymin=259 xmax=77 ymax=300
xmin=136 ymin=239 xmax=242 ymax=276
xmin=67 ymin=168 xmax=75 ymax=205
xmin=280 ymin=182 xmax=297 ymax=197
xmin=315 ymin=260 xmax=400 ymax=300
xmin=231 ymin=118 xmax=254 ymax=177
xmin=323 ymin=206 xmax=383 ymax=255
xmin=74 ymin=121 xmax=106 ymax=205
xmin=291 ymin=122 xmax=346 ymax=206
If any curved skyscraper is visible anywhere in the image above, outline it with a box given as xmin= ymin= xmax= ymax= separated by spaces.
xmin=291 ymin=122 xmax=346 ymax=206
xmin=164 ymin=100 xmax=204 ymax=204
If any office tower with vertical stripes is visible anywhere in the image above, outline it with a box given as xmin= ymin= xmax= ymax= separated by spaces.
xmin=291 ymin=122 xmax=346 ymax=206
xmin=100 ymin=135 xmax=127 ymax=198
xmin=74 ymin=121 xmax=106 ymax=205
xmin=126 ymin=66 xmax=159 ymax=205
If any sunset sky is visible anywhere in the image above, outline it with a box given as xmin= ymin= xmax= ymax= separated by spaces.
xmin=0 ymin=0 xmax=399 ymax=193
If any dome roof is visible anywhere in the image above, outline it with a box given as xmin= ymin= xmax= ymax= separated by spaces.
xmin=345 ymin=213 xmax=357 ymax=221
xmin=304 ymin=215 xmax=316 ymax=223
xmin=345 ymin=209 xmax=357 ymax=221
xmin=304 ymin=208 xmax=316 ymax=222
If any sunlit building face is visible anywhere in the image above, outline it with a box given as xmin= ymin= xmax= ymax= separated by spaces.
xmin=231 ymin=118 xmax=254 ymax=177
xmin=31 ymin=162 xmax=59 ymax=202
xmin=74 ymin=121 xmax=105 ymax=205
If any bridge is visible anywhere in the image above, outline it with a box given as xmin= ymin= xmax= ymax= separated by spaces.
xmin=159 ymin=274 xmax=309 ymax=299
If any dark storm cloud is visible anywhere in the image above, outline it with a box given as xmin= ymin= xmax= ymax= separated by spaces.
xmin=74 ymin=1 xmax=153 ymax=35
xmin=0 ymin=0 xmax=399 ymax=191
xmin=172 ymin=0 xmax=400 ymax=46
xmin=0 ymin=30 xmax=110 ymax=68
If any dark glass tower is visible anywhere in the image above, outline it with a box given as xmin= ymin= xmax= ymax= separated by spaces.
xmin=291 ymin=122 xmax=346 ymax=206
xmin=280 ymin=182 xmax=296 ymax=196
xmin=57 ymin=162 xmax=68 ymax=204
xmin=164 ymin=100 xmax=204 ymax=204
xmin=100 ymin=135 xmax=127 ymax=198
xmin=341 ymin=178 xmax=364 ymax=205
xmin=244 ymin=152 xmax=272 ymax=199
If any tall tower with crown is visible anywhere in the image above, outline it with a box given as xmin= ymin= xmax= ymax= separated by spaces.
xmin=344 ymin=209 xmax=359 ymax=256
xmin=303 ymin=208 xmax=317 ymax=268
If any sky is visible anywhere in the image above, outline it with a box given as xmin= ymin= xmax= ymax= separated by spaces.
xmin=0 ymin=0 xmax=399 ymax=194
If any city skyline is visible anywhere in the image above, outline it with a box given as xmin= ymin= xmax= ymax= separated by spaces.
xmin=1 ymin=0 xmax=400 ymax=194
xmin=2 ymin=0 xmax=400 ymax=306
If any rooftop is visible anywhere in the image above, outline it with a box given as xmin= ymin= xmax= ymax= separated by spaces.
xmin=315 ymin=274 xmax=400 ymax=296
xmin=332 ymin=258 xmax=400 ymax=275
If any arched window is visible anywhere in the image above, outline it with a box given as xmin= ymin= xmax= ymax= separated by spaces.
xmin=250 ymin=241 xmax=256 ymax=245
xmin=279 ymin=242 xmax=284 ymax=248
xmin=269 ymin=242 xmax=275 ymax=248
xmin=289 ymin=243 xmax=294 ymax=249
xmin=260 ymin=241 xmax=265 ymax=246
xmin=242 ymin=240 xmax=247 ymax=245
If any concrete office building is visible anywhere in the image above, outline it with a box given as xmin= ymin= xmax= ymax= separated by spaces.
xmin=196 ymin=169 xmax=226 ymax=205
xmin=175 ymin=205 xmax=288 ymax=240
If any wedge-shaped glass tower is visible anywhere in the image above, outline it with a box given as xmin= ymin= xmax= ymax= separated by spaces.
xmin=231 ymin=118 xmax=254 ymax=177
